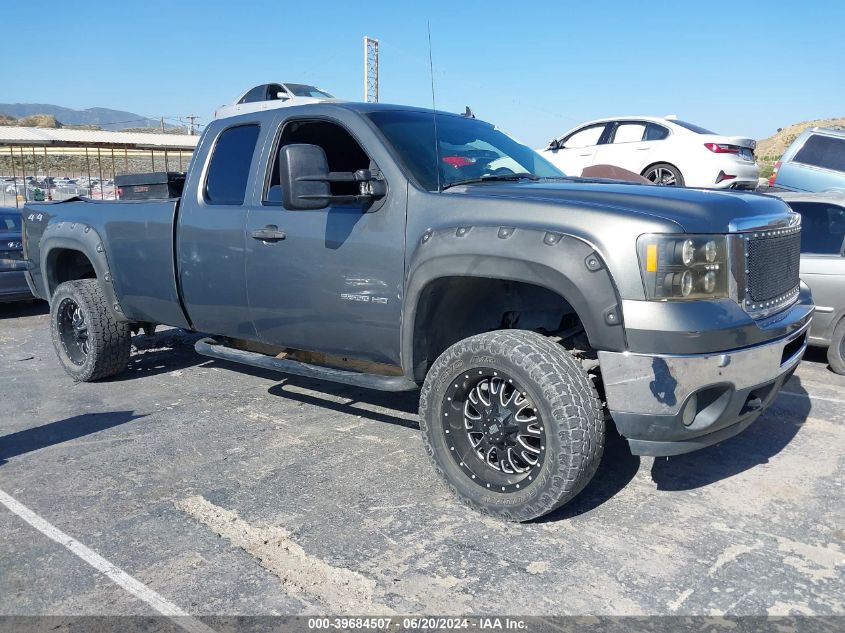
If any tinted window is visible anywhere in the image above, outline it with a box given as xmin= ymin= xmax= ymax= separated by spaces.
xmin=793 ymin=134 xmax=845 ymax=173
xmin=368 ymin=110 xmax=564 ymax=191
xmin=1 ymin=212 xmax=22 ymax=231
xmin=239 ymin=85 xmax=266 ymax=104
xmin=645 ymin=122 xmax=670 ymax=141
xmin=563 ymin=124 xmax=605 ymax=149
xmin=205 ymin=124 xmax=260 ymax=205
xmin=791 ymin=201 xmax=845 ymax=255
xmin=612 ymin=122 xmax=646 ymax=143
xmin=673 ymin=120 xmax=717 ymax=134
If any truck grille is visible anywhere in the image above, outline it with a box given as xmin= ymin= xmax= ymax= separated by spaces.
xmin=744 ymin=229 xmax=801 ymax=312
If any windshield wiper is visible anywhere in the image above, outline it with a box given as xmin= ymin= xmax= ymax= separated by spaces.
xmin=441 ymin=173 xmax=540 ymax=191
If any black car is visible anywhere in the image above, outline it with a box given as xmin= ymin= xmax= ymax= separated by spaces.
xmin=0 ymin=208 xmax=32 ymax=302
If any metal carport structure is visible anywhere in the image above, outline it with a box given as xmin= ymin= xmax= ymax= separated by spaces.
xmin=0 ymin=127 xmax=198 ymax=206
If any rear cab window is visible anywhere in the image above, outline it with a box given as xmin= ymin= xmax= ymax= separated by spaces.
xmin=204 ymin=124 xmax=261 ymax=205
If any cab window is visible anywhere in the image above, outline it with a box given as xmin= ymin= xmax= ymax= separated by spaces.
xmin=204 ymin=124 xmax=260 ymax=205
xmin=265 ymin=119 xmax=371 ymax=204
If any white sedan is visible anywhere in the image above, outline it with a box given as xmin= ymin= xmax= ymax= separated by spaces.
xmin=539 ymin=116 xmax=759 ymax=189
xmin=214 ymin=83 xmax=336 ymax=119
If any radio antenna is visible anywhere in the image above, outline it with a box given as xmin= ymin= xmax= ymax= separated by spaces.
xmin=427 ymin=21 xmax=442 ymax=192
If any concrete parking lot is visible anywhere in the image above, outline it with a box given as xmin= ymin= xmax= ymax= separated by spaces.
xmin=1 ymin=301 xmax=844 ymax=619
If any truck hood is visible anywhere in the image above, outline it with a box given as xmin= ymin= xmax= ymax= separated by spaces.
xmin=445 ymin=179 xmax=791 ymax=233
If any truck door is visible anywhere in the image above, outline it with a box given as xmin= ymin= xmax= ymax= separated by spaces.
xmin=177 ymin=122 xmax=261 ymax=339
xmin=244 ymin=116 xmax=406 ymax=366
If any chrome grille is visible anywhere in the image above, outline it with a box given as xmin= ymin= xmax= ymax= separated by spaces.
xmin=742 ymin=227 xmax=801 ymax=313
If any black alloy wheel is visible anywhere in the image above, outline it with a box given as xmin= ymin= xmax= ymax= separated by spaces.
xmin=442 ymin=370 xmax=545 ymax=493
xmin=56 ymin=297 xmax=90 ymax=365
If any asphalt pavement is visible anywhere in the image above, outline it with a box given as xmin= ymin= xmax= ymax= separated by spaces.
xmin=1 ymin=300 xmax=844 ymax=619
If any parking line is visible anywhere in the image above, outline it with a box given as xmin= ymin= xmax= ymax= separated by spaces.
xmin=779 ymin=390 xmax=845 ymax=405
xmin=0 ymin=489 xmax=216 ymax=633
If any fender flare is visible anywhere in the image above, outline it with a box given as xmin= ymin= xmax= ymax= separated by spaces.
xmin=39 ymin=220 xmax=128 ymax=322
xmin=401 ymin=225 xmax=626 ymax=380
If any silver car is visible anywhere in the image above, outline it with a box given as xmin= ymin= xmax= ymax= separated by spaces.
xmin=770 ymin=191 xmax=845 ymax=373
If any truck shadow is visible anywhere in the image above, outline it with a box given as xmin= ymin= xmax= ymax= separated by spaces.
xmin=535 ymin=422 xmax=641 ymax=522
xmin=192 ymin=357 xmax=420 ymax=429
xmin=0 ymin=300 xmax=48 ymax=319
xmin=266 ymin=378 xmax=421 ymax=430
xmin=649 ymin=376 xmax=812 ymax=490
xmin=106 ymin=329 xmax=208 ymax=381
xmin=0 ymin=411 xmax=145 ymax=466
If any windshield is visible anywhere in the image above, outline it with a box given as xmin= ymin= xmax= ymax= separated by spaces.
xmin=367 ymin=110 xmax=565 ymax=191
xmin=1 ymin=211 xmax=22 ymax=232
xmin=673 ymin=120 xmax=717 ymax=135
xmin=285 ymin=84 xmax=333 ymax=98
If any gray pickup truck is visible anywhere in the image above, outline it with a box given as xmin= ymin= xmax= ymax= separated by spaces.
xmin=22 ymin=103 xmax=814 ymax=521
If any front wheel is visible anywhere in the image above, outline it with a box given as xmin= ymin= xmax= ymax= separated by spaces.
xmin=643 ymin=163 xmax=685 ymax=186
xmin=50 ymin=279 xmax=131 ymax=381
xmin=419 ymin=330 xmax=604 ymax=521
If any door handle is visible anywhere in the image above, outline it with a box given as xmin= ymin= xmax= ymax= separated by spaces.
xmin=251 ymin=225 xmax=287 ymax=242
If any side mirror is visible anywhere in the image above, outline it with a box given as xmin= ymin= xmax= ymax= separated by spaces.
xmin=278 ymin=143 xmax=387 ymax=211
xmin=548 ymin=138 xmax=561 ymax=151
xmin=275 ymin=91 xmax=290 ymax=101
xmin=279 ymin=144 xmax=331 ymax=210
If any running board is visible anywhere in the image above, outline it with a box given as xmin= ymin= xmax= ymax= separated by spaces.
xmin=194 ymin=337 xmax=418 ymax=392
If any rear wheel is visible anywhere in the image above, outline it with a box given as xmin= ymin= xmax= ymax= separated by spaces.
xmin=828 ymin=319 xmax=845 ymax=375
xmin=419 ymin=330 xmax=604 ymax=521
xmin=643 ymin=163 xmax=685 ymax=186
xmin=50 ymin=280 xmax=130 ymax=382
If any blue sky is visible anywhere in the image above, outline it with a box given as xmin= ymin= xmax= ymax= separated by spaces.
xmin=4 ymin=0 xmax=843 ymax=146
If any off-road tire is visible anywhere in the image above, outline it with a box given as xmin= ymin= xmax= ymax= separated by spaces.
xmin=827 ymin=319 xmax=845 ymax=375
xmin=419 ymin=330 xmax=604 ymax=521
xmin=50 ymin=280 xmax=131 ymax=382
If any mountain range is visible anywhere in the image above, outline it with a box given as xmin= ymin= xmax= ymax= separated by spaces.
xmin=0 ymin=103 xmax=171 ymax=129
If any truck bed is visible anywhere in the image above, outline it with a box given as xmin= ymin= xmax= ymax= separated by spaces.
xmin=23 ymin=198 xmax=190 ymax=329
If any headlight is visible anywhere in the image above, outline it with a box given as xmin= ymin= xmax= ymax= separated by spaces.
xmin=637 ymin=234 xmax=728 ymax=300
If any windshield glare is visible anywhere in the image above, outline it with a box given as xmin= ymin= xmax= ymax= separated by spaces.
xmin=368 ymin=111 xmax=565 ymax=191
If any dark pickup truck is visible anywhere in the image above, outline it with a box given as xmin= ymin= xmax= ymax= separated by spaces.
xmin=23 ymin=103 xmax=814 ymax=521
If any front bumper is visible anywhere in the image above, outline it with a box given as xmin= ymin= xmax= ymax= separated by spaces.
xmin=598 ymin=299 xmax=813 ymax=456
